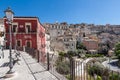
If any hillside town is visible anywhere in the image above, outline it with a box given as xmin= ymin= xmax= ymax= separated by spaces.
xmin=0 ymin=15 xmax=120 ymax=80
xmin=0 ymin=6 xmax=120 ymax=80
xmin=43 ymin=22 xmax=120 ymax=53
xmin=1 ymin=18 xmax=120 ymax=59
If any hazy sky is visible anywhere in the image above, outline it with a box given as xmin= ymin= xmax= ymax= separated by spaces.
xmin=0 ymin=0 xmax=120 ymax=24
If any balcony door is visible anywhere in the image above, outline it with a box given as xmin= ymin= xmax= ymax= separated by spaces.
xmin=16 ymin=40 xmax=22 ymax=47
xmin=25 ymin=23 xmax=31 ymax=33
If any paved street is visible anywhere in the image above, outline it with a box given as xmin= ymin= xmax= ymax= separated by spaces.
xmin=102 ymin=59 xmax=120 ymax=72
xmin=0 ymin=50 xmax=58 ymax=80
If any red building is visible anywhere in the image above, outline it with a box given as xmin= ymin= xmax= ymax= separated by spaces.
xmin=4 ymin=16 xmax=46 ymax=61
xmin=83 ymin=37 xmax=99 ymax=51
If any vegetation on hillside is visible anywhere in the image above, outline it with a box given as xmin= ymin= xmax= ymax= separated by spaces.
xmin=115 ymin=42 xmax=120 ymax=67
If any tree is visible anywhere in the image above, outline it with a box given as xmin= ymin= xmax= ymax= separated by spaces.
xmin=67 ymin=50 xmax=76 ymax=58
xmin=98 ymin=42 xmax=109 ymax=55
xmin=115 ymin=42 xmax=120 ymax=54
xmin=115 ymin=42 xmax=120 ymax=67
xmin=87 ymin=61 xmax=109 ymax=80
xmin=106 ymin=40 xmax=111 ymax=49
xmin=115 ymin=42 xmax=120 ymax=58
xmin=76 ymin=41 xmax=86 ymax=50
xmin=58 ymin=51 xmax=66 ymax=61
xmin=56 ymin=60 xmax=70 ymax=75
xmin=109 ymin=73 xmax=120 ymax=80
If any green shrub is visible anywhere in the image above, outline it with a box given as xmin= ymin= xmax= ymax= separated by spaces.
xmin=109 ymin=73 xmax=120 ymax=80
xmin=97 ymin=76 xmax=102 ymax=80
xmin=115 ymin=42 xmax=120 ymax=61
xmin=117 ymin=60 xmax=120 ymax=68
xmin=85 ymin=54 xmax=104 ymax=58
xmin=96 ymin=58 xmax=107 ymax=63
xmin=87 ymin=61 xmax=109 ymax=79
xmin=65 ymin=74 xmax=71 ymax=80
xmin=56 ymin=60 xmax=70 ymax=75
xmin=58 ymin=52 xmax=66 ymax=61
xmin=88 ymin=65 xmax=98 ymax=76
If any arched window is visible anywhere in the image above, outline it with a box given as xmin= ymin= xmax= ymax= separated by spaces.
xmin=17 ymin=40 xmax=22 ymax=47
xmin=26 ymin=40 xmax=32 ymax=48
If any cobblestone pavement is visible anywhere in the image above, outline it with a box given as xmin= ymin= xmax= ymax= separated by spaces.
xmin=0 ymin=50 xmax=59 ymax=80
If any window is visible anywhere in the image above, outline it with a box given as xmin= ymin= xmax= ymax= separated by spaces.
xmin=66 ymin=44 xmax=69 ymax=46
xmin=12 ymin=23 xmax=18 ymax=33
xmin=26 ymin=40 xmax=32 ymax=48
xmin=27 ymin=41 xmax=30 ymax=47
xmin=26 ymin=25 xmax=31 ymax=33
xmin=25 ymin=23 xmax=31 ymax=33
xmin=12 ymin=25 xmax=17 ymax=32
xmin=17 ymin=40 xmax=21 ymax=47
xmin=72 ymin=43 xmax=74 ymax=46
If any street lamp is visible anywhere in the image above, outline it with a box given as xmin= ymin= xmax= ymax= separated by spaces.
xmin=4 ymin=7 xmax=14 ymax=74
xmin=14 ymin=32 xmax=16 ymax=51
